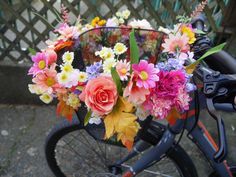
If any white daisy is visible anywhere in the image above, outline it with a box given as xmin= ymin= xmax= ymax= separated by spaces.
xmin=57 ymin=72 xmax=70 ymax=85
xmin=114 ymin=42 xmax=127 ymax=55
xmin=62 ymin=51 xmax=74 ymax=64
xmin=60 ymin=63 xmax=74 ymax=73
xmin=77 ymin=72 xmax=88 ymax=82
xmin=121 ymin=9 xmax=131 ymax=19
xmin=28 ymin=84 xmax=44 ymax=95
xmin=39 ymin=93 xmax=53 ymax=104
xmin=95 ymin=47 xmax=115 ymax=60
xmin=129 ymin=19 xmax=153 ymax=30
xmin=103 ymin=58 xmax=117 ymax=74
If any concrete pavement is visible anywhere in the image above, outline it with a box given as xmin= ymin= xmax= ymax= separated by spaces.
xmin=0 ymin=104 xmax=235 ymax=177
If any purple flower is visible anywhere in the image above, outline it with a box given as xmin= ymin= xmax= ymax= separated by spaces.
xmin=86 ymin=61 xmax=103 ymax=79
xmin=167 ymin=58 xmax=183 ymax=70
xmin=156 ymin=62 xmax=169 ymax=71
xmin=186 ymin=83 xmax=196 ymax=92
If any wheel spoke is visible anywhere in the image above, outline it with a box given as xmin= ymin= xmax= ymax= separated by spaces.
xmin=47 ymin=125 xmax=187 ymax=177
xmin=78 ymin=131 xmax=108 ymax=164
xmin=57 ymin=139 xmax=103 ymax=172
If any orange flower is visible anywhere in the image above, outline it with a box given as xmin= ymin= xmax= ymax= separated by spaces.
xmin=54 ymin=40 xmax=74 ymax=52
xmin=97 ymin=19 xmax=106 ymax=26
xmin=79 ymin=76 xmax=118 ymax=115
xmin=91 ymin=16 xmax=106 ymax=27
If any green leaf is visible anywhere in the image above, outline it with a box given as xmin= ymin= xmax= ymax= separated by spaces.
xmin=194 ymin=29 xmax=206 ymax=35
xmin=52 ymin=6 xmax=63 ymax=22
xmin=198 ymin=42 xmax=226 ymax=61
xmin=32 ymin=12 xmax=56 ymax=30
xmin=129 ymin=28 xmax=139 ymax=65
xmin=28 ymin=48 xmax=36 ymax=55
xmin=111 ymin=67 xmax=122 ymax=96
xmin=186 ymin=43 xmax=226 ymax=73
xmin=84 ymin=109 xmax=92 ymax=126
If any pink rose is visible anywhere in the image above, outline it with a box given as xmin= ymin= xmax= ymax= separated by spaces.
xmin=79 ymin=76 xmax=118 ymax=115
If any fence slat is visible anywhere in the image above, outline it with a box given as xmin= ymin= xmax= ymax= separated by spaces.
xmin=0 ymin=0 xmax=227 ymax=63
xmin=0 ymin=1 xmax=46 ymax=40
xmin=143 ymin=0 xmax=164 ymax=26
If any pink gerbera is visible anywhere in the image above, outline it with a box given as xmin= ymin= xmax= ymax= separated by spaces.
xmin=132 ymin=60 xmax=159 ymax=89
xmin=162 ymin=33 xmax=189 ymax=54
xmin=28 ymin=52 xmax=49 ymax=76
xmin=32 ymin=64 xmax=62 ymax=94
xmin=116 ymin=60 xmax=130 ymax=81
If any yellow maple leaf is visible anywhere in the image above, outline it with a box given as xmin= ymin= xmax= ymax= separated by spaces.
xmin=185 ymin=61 xmax=200 ymax=74
xmin=104 ymin=96 xmax=140 ymax=150
xmin=117 ymin=121 xmax=140 ymax=150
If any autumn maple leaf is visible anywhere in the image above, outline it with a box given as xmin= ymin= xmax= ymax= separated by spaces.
xmin=104 ymin=96 xmax=140 ymax=150
xmin=56 ymin=99 xmax=74 ymax=121
xmin=166 ymin=108 xmax=181 ymax=126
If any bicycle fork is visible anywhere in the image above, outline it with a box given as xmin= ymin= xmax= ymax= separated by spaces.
xmin=114 ymin=119 xmax=185 ymax=177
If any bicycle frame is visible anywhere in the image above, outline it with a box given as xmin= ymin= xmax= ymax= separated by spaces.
xmin=119 ymin=101 xmax=233 ymax=177
xmin=119 ymin=65 xmax=236 ymax=177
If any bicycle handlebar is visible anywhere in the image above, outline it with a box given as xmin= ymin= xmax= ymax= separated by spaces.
xmin=191 ymin=15 xmax=236 ymax=163
xmin=191 ymin=14 xmax=205 ymax=31
xmin=192 ymin=15 xmax=236 ymax=74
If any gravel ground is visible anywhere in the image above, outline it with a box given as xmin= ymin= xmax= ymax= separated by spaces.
xmin=0 ymin=104 xmax=235 ymax=177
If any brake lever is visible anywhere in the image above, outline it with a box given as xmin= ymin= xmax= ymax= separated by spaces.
xmin=206 ymin=98 xmax=228 ymax=163
xmin=202 ymin=68 xmax=229 ymax=163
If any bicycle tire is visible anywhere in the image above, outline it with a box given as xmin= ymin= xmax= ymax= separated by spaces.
xmin=45 ymin=118 xmax=198 ymax=177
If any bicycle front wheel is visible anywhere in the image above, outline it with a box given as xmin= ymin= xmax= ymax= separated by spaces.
xmin=45 ymin=118 xmax=198 ymax=177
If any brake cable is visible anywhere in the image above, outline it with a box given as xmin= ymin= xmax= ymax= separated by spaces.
xmin=187 ymin=76 xmax=200 ymax=137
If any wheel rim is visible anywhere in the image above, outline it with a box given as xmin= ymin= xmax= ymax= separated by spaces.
xmin=49 ymin=126 xmax=185 ymax=177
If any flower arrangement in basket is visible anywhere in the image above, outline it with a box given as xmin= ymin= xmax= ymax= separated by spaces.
xmin=28 ymin=1 xmax=224 ymax=150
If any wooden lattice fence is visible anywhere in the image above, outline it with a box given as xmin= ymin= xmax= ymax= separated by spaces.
xmin=0 ymin=0 xmax=228 ymax=63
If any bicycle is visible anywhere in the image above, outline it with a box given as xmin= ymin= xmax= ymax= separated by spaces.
xmin=45 ymin=16 xmax=236 ymax=177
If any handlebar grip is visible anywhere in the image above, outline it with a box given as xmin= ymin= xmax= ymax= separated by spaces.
xmin=191 ymin=14 xmax=205 ymax=31
xmin=202 ymin=51 xmax=236 ymax=74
